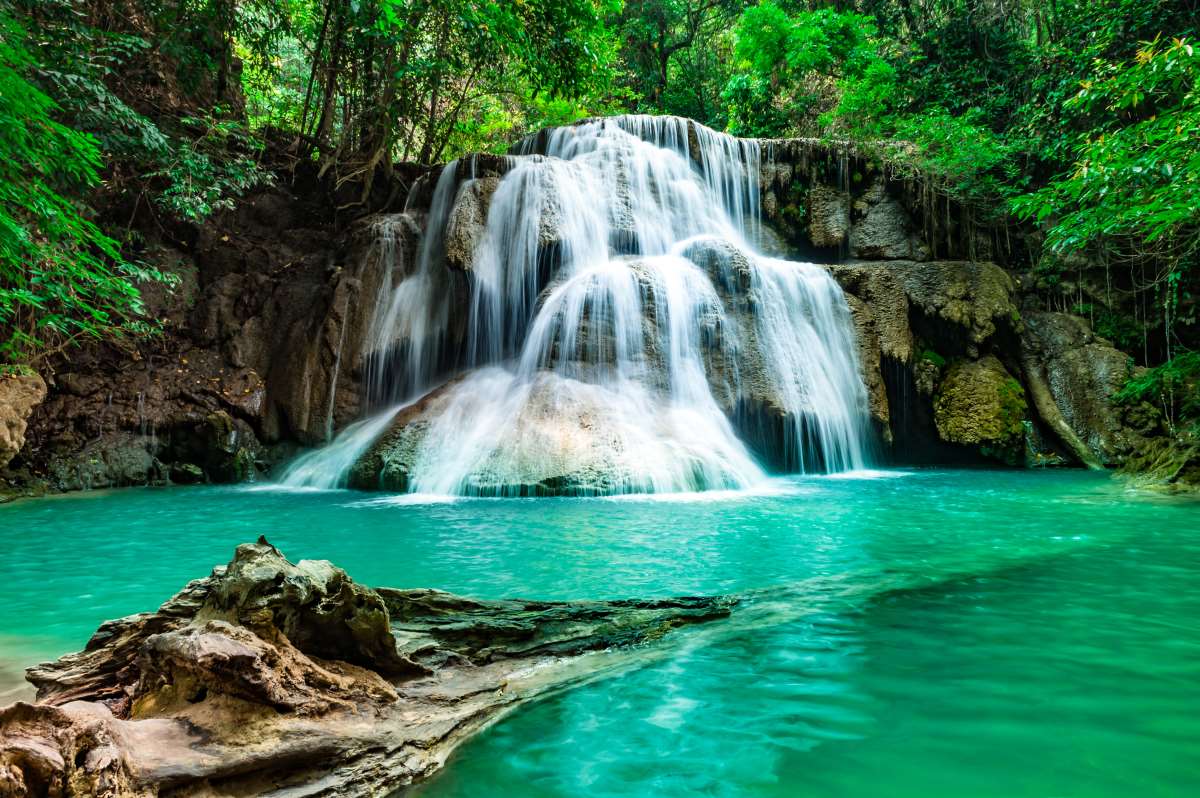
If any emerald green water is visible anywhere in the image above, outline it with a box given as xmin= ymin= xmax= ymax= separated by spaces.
xmin=1 ymin=470 xmax=1197 ymax=795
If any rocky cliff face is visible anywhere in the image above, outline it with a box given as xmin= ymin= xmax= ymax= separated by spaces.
xmin=752 ymin=136 xmax=1155 ymax=472
xmin=2 ymin=163 xmax=434 ymax=497
xmin=0 ymin=124 xmax=1173 ymax=496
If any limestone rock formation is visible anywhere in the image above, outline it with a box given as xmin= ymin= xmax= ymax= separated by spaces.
xmin=1 ymin=539 xmax=733 ymax=796
xmin=349 ymin=228 xmax=866 ymax=493
xmin=8 ymin=167 xmax=435 ymax=494
xmin=828 ymin=260 xmax=1025 ymax=459
xmin=890 ymin=260 xmax=1019 ymax=354
xmin=1119 ymin=433 xmax=1200 ymax=491
xmin=933 ymin=356 xmax=1028 ymax=461
xmin=0 ymin=374 xmax=46 ymax=469
xmin=849 ymin=178 xmax=929 ymax=261
xmin=444 ymin=176 xmax=501 ymax=271
xmin=841 ymin=294 xmax=891 ymax=440
xmin=806 ymin=186 xmax=850 ymax=248
xmin=5 ymin=120 xmax=1171 ymax=493
xmin=1020 ymin=311 xmax=1141 ymax=466
xmin=831 ymin=260 xmax=1019 ymax=361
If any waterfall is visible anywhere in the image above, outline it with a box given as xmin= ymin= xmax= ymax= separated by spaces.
xmin=276 ymin=405 xmax=405 ymax=490
xmin=364 ymin=174 xmax=461 ymax=403
xmin=278 ymin=213 xmax=417 ymax=489
xmin=282 ymin=115 xmax=872 ymax=494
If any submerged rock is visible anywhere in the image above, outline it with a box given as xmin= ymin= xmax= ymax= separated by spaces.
xmin=45 ymin=433 xmax=163 ymax=491
xmin=350 ymin=367 xmax=766 ymax=496
xmin=1119 ymin=432 xmax=1200 ymax=491
xmin=0 ymin=539 xmax=733 ymax=796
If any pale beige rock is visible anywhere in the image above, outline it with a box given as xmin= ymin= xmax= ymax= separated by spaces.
xmin=0 ymin=374 xmax=46 ymax=469
xmin=444 ymin=177 xmax=501 ymax=271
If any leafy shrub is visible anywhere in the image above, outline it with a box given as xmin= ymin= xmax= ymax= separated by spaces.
xmin=0 ymin=7 xmax=173 ymax=365
xmin=920 ymin=349 xmax=946 ymax=369
xmin=1115 ymin=351 xmax=1200 ymax=432
xmin=725 ymin=1 xmax=878 ymax=136
xmin=149 ymin=112 xmax=273 ymax=221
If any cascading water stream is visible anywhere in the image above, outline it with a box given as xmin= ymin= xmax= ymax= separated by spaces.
xmin=278 ymin=213 xmax=419 ymax=489
xmin=282 ymin=115 xmax=872 ymax=494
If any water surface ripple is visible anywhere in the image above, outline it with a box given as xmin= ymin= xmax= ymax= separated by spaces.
xmin=1 ymin=469 xmax=1197 ymax=796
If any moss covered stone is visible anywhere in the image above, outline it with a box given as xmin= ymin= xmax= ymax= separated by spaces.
xmin=933 ymin=356 xmax=1028 ymax=461
xmin=1118 ymin=432 xmax=1200 ymax=493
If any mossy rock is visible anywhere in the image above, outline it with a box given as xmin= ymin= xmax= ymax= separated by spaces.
xmin=1118 ymin=432 xmax=1200 ymax=492
xmin=933 ymin=356 xmax=1027 ymax=463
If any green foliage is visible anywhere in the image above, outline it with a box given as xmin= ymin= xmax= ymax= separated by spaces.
xmin=1014 ymin=37 xmax=1199 ymax=251
xmin=1013 ymin=36 xmax=1199 ymax=355
xmin=724 ymin=1 xmax=878 ymax=136
xmin=722 ymin=73 xmax=786 ymax=137
xmin=257 ymin=0 xmax=621 ymax=175
xmin=614 ymin=1 xmax=740 ymax=124
xmin=900 ymin=15 xmax=1033 ymax=129
xmin=890 ymin=109 xmax=1022 ymax=212
xmin=1115 ymin=351 xmax=1200 ymax=432
xmin=827 ymin=59 xmax=899 ymax=138
xmin=1072 ymin=303 xmax=1145 ymax=351
xmin=920 ymin=349 xmax=946 ymax=369
xmin=0 ymin=362 xmax=35 ymax=378
xmin=239 ymin=30 xmax=310 ymax=132
xmin=150 ymin=112 xmax=273 ymax=221
xmin=19 ymin=0 xmax=273 ymax=223
xmin=4 ymin=0 xmax=1199 ymax=382
xmin=0 ymin=4 xmax=172 ymax=365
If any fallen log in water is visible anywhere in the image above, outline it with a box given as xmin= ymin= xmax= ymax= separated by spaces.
xmin=0 ymin=538 xmax=733 ymax=796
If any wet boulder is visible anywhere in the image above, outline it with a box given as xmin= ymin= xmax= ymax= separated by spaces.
xmin=1020 ymin=311 xmax=1142 ymax=466
xmin=45 ymin=433 xmax=163 ymax=491
xmin=444 ymin=177 xmax=502 ymax=271
xmin=933 ymin=355 xmax=1028 ymax=463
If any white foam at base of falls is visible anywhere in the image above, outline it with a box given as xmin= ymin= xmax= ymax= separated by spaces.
xmin=281 ymin=115 xmax=873 ymax=495
xmin=277 ymin=404 xmax=404 ymax=490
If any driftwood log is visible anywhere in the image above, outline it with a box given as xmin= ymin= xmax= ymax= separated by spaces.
xmin=0 ymin=538 xmax=733 ymax=796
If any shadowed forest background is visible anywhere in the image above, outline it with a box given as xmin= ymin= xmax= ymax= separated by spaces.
xmin=1 ymin=0 xmax=1197 ymax=438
